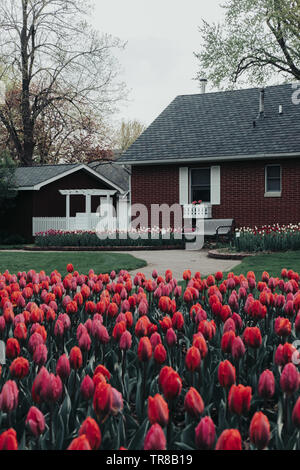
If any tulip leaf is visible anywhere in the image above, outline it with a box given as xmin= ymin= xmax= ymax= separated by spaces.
xmin=128 ymin=418 xmax=148 ymax=450
xmin=174 ymin=441 xmax=195 ymax=450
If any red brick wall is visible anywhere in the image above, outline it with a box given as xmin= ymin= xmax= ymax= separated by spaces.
xmin=131 ymin=158 xmax=300 ymax=228
xmin=131 ymin=165 xmax=180 ymax=227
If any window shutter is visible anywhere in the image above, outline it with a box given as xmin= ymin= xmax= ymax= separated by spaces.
xmin=179 ymin=167 xmax=189 ymax=205
xmin=210 ymin=166 xmax=221 ymax=205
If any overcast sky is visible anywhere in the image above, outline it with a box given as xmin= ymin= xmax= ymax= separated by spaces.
xmin=91 ymin=0 xmax=224 ymax=127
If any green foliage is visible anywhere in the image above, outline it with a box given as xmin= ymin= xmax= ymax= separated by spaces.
xmin=195 ymin=0 xmax=300 ymax=88
xmin=0 ymin=150 xmax=18 ymax=216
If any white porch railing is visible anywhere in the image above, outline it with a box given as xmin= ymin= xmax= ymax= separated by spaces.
xmin=183 ymin=203 xmax=212 ymax=219
xmin=32 ymin=214 xmax=117 ymax=235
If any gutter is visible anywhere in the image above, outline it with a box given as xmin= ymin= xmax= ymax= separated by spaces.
xmin=115 ymin=152 xmax=300 ymax=166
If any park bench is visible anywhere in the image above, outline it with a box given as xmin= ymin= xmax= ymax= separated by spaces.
xmin=204 ymin=218 xmax=235 ymax=242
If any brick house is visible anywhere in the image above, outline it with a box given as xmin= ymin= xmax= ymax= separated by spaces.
xmin=117 ymin=83 xmax=300 ymax=230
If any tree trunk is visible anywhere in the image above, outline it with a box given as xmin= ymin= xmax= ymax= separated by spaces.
xmin=20 ymin=0 xmax=34 ymax=166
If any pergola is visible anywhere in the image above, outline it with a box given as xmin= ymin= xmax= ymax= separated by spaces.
xmin=59 ymin=189 xmax=117 ymax=229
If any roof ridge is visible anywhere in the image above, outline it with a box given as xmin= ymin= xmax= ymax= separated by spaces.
xmin=16 ymin=163 xmax=79 ymax=169
xmin=175 ymin=82 xmax=296 ymax=99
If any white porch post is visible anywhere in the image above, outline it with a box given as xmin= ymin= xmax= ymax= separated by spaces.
xmin=85 ymin=194 xmax=91 ymax=230
xmin=66 ymin=194 xmax=70 ymax=230
xmin=106 ymin=194 xmax=111 ymax=230
xmin=118 ymin=197 xmax=129 ymax=232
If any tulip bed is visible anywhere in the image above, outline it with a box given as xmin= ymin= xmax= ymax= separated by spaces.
xmin=2 ymin=265 xmax=300 ymax=451
xmin=234 ymin=223 xmax=300 ymax=252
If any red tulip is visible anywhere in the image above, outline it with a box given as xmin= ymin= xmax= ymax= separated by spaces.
xmin=231 ymin=336 xmax=245 ymax=361
xmin=292 ymin=397 xmax=300 ymax=428
xmin=135 ymin=316 xmax=151 ymax=337
xmin=93 ymin=382 xmax=113 ymax=421
xmin=249 ymin=412 xmax=270 ymax=449
xmin=183 ymin=270 xmax=191 ymax=281
xmin=26 ymin=406 xmax=45 ymax=437
xmin=33 ymin=343 xmax=48 ymax=367
xmin=112 ymin=321 xmax=126 ymax=341
xmin=220 ymin=305 xmax=232 ymax=323
xmin=28 ymin=332 xmax=45 ymax=355
xmin=243 ymin=327 xmax=262 ymax=349
xmin=80 ymin=375 xmax=95 ymax=401
xmin=275 ymin=343 xmax=298 ymax=366
xmin=159 ymin=366 xmax=182 ymax=401
xmin=79 ymin=417 xmax=101 ymax=450
xmin=150 ymin=332 xmax=162 ymax=349
xmin=119 ymin=330 xmax=132 ymax=350
xmin=258 ymin=370 xmax=275 ymax=400
xmin=0 ymin=380 xmax=19 ymax=412
xmin=6 ymin=338 xmax=20 ymax=359
xmin=154 ymin=344 xmax=167 ymax=364
xmin=198 ymin=320 xmax=216 ymax=341
xmin=67 ymin=435 xmax=91 ymax=450
xmin=148 ymin=394 xmax=169 ymax=427
xmin=69 ymin=346 xmax=83 ymax=369
xmin=94 ymin=364 xmax=111 ymax=382
xmin=111 ymin=387 xmax=123 ymax=416
xmin=221 ymin=330 xmax=236 ymax=353
xmin=159 ymin=316 xmax=172 ymax=332
xmin=228 ymin=384 xmax=252 ymax=416
xmin=172 ymin=311 xmax=184 ymax=330
xmin=144 ymin=423 xmax=166 ymax=450
xmin=192 ymin=332 xmax=208 ymax=358
xmin=32 ymin=367 xmax=62 ymax=404
xmin=78 ymin=331 xmax=91 ymax=352
xmin=184 ymin=387 xmax=204 ymax=419
xmin=9 ymin=357 xmax=29 ymax=379
xmin=280 ymin=362 xmax=299 ymax=395
xmin=0 ymin=428 xmax=18 ymax=450
xmin=138 ymin=336 xmax=152 ymax=362
xmin=274 ymin=317 xmax=292 ymax=338
xmin=195 ymin=416 xmax=215 ymax=449
xmin=56 ymin=354 xmax=71 ymax=381
xmin=185 ymin=346 xmax=201 ymax=371
xmin=218 ymin=360 xmax=236 ymax=389
xmin=215 ymin=429 xmax=242 ymax=450
xmin=166 ymin=328 xmax=177 ymax=347
xmin=14 ymin=322 xmax=27 ymax=341
xmin=66 ymin=263 xmax=74 ymax=273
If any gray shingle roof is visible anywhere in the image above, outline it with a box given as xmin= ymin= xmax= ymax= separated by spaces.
xmin=117 ymin=83 xmax=300 ymax=164
xmin=14 ymin=164 xmax=78 ymax=187
xmin=14 ymin=161 xmax=129 ymax=192
xmin=88 ymin=161 xmax=130 ymax=192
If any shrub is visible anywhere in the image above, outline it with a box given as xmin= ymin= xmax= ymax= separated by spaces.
xmin=34 ymin=229 xmax=187 ymax=248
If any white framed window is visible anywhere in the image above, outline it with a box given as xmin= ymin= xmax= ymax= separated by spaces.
xmin=190 ymin=168 xmax=211 ymax=203
xmin=265 ymin=165 xmax=281 ymax=197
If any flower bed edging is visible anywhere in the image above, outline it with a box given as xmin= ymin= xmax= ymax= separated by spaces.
xmin=208 ymin=249 xmax=257 ymax=260
xmin=25 ymin=245 xmax=184 ymax=252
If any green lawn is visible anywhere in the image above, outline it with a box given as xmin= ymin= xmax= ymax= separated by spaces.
xmin=229 ymin=250 xmax=300 ymax=279
xmin=0 ymin=251 xmax=147 ymax=276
